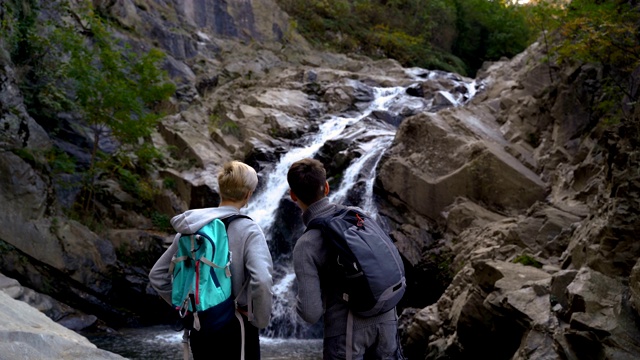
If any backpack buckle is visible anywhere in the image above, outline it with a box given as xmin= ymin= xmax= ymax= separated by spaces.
xmin=178 ymin=298 xmax=190 ymax=318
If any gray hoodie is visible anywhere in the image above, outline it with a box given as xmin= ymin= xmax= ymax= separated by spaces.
xmin=149 ymin=206 xmax=274 ymax=329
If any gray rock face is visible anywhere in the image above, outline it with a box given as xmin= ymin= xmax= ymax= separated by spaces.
xmin=404 ymin=261 xmax=640 ymax=360
xmin=0 ymin=290 xmax=124 ymax=360
xmin=0 ymin=64 xmax=51 ymax=152
xmin=95 ymin=0 xmax=303 ymax=70
xmin=396 ymin=38 xmax=640 ymax=360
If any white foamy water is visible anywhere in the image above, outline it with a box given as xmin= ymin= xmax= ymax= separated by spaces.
xmin=244 ymin=86 xmax=406 ymax=234
xmin=328 ymin=134 xmax=394 ymax=218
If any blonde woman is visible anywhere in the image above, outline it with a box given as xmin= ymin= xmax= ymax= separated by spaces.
xmin=149 ymin=161 xmax=273 ymax=359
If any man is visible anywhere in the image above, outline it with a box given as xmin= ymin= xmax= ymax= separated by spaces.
xmin=149 ymin=161 xmax=274 ymax=359
xmin=287 ymin=157 xmax=403 ymax=360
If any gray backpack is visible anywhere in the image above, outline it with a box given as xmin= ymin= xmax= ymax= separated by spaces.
xmin=306 ymin=208 xmax=406 ymax=317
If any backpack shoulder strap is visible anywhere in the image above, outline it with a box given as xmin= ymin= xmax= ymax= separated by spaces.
xmin=220 ymin=214 xmax=252 ymax=229
xmin=218 ymin=214 xmax=254 ymax=306
xmin=305 ymin=207 xmax=350 ymax=232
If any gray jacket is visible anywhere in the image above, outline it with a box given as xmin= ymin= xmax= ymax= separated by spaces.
xmin=293 ymin=198 xmax=396 ymax=338
xmin=149 ymin=206 xmax=274 ymax=329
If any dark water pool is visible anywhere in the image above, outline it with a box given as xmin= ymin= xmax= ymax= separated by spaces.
xmin=84 ymin=325 xmax=322 ymax=360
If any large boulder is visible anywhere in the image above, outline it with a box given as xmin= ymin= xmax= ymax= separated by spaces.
xmin=378 ymin=112 xmax=547 ymax=222
xmin=0 ymin=273 xmax=98 ymax=331
xmin=0 ymin=290 xmax=124 ymax=360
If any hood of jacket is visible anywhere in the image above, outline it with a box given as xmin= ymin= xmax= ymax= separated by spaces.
xmin=170 ymin=206 xmax=241 ymax=234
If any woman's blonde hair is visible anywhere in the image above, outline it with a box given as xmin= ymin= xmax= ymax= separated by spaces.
xmin=217 ymin=161 xmax=258 ymax=202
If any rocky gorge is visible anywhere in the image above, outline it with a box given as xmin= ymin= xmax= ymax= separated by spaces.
xmin=0 ymin=0 xmax=639 ymax=359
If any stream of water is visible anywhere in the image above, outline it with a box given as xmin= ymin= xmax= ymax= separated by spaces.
xmin=84 ymin=326 xmax=322 ymax=360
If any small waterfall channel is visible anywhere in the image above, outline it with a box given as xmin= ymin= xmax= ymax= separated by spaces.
xmin=243 ymin=68 xmax=481 ymax=340
xmin=87 ymin=68 xmax=481 ymax=359
xmin=245 ymin=86 xmax=406 ymax=339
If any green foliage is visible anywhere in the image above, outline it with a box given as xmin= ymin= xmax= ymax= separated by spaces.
xmin=533 ymin=1 xmax=640 ymax=132
xmin=12 ymin=148 xmax=36 ymax=164
xmin=513 ymin=254 xmax=543 ymax=268
xmin=276 ymin=0 xmax=535 ymax=75
xmin=2 ymin=1 xmax=176 ymax=227
xmin=561 ymin=1 xmax=640 ymax=99
xmin=151 ymin=211 xmax=172 ymax=232
xmin=48 ymin=2 xmax=175 ymax=213
xmin=115 ymin=167 xmax=156 ymax=201
xmin=209 ymin=110 xmax=243 ymax=138
xmin=54 ymin=7 xmax=175 ymax=154
xmin=46 ymin=148 xmax=76 ymax=175
xmin=452 ymin=0 xmax=533 ymax=76
xmin=3 ymin=0 xmax=40 ymax=65
xmin=556 ymin=1 xmax=638 ymax=70
xmin=1 ymin=0 xmax=74 ymax=122
xmin=11 ymin=147 xmax=76 ymax=177
xmin=163 ymin=177 xmax=176 ymax=190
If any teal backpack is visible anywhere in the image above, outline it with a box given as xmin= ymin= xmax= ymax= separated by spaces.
xmin=169 ymin=214 xmax=250 ymax=332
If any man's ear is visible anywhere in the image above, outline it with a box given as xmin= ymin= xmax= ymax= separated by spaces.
xmin=324 ymin=181 xmax=330 ymax=196
xmin=289 ymin=189 xmax=298 ymax=202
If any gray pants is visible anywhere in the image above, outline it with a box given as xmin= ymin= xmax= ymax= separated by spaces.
xmin=323 ymin=319 xmax=404 ymax=360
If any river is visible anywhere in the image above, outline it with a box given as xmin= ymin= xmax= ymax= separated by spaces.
xmin=84 ymin=325 xmax=322 ymax=359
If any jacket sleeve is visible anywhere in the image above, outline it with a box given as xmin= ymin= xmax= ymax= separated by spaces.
xmin=242 ymin=222 xmax=274 ymax=329
xmin=292 ymin=230 xmax=324 ymax=324
xmin=148 ymin=234 xmax=179 ymax=305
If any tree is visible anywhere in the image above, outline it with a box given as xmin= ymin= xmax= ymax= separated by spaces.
xmin=554 ymin=0 xmax=640 ymax=126
xmin=54 ymin=2 xmax=176 ymax=213
xmin=452 ymin=0 xmax=533 ymax=76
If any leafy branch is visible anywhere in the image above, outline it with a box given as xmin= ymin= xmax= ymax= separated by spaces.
xmin=52 ymin=2 xmax=176 ymax=213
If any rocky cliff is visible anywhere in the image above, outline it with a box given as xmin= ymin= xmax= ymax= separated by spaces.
xmin=0 ymin=0 xmax=639 ymax=359
xmin=380 ymin=41 xmax=640 ymax=359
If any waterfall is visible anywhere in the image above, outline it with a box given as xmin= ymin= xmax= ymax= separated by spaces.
xmin=244 ymin=86 xmax=406 ymax=236
xmin=241 ymin=70 xmax=481 ymax=339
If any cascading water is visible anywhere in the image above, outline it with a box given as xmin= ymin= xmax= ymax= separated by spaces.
xmin=244 ymin=86 xmax=406 ymax=338
xmin=328 ymin=134 xmax=394 ymax=220
xmin=242 ymin=69 xmax=481 ymax=340
xmin=244 ymin=86 xmax=406 ymax=236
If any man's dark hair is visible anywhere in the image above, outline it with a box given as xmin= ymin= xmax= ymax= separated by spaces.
xmin=287 ymin=158 xmax=327 ymax=206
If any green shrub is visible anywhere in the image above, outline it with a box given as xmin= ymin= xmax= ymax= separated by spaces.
xmin=46 ymin=148 xmax=76 ymax=175
xmin=275 ymin=0 xmax=534 ymax=76
xmin=513 ymin=254 xmax=543 ymax=268
xmin=151 ymin=211 xmax=172 ymax=232
xmin=163 ymin=177 xmax=176 ymax=190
